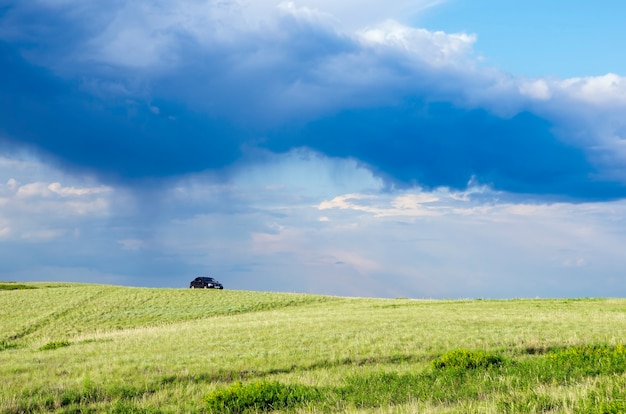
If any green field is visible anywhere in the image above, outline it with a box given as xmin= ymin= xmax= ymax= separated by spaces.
xmin=1 ymin=282 xmax=626 ymax=413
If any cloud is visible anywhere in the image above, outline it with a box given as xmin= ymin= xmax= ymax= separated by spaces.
xmin=359 ymin=19 xmax=476 ymax=67
xmin=0 ymin=0 xmax=626 ymax=203
xmin=518 ymin=79 xmax=551 ymax=100
xmin=0 ymin=158 xmax=114 ymax=247
xmin=318 ymin=192 xmax=441 ymax=217
xmin=273 ymin=0 xmax=445 ymax=30
xmin=310 ymin=188 xmax=626 ymax=297
xmin=16 ymin=182 xmax=52 ymax=198
xmin=13 ymin=181 xmax=110 ymax=198
xmin=1 ymin=152 xmax=626 ymax=297
xmin=47 ymin=182 xmax=112 ymax=197
xmin=2 ymin=1 xmax=626 ymax=298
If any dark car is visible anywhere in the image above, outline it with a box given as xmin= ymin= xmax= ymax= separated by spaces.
xmin=189 ymin=277 xmax=224 ymax=289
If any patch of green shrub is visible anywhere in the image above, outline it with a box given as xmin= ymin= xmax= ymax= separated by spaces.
xmin=432 ymin=349 xmax=504 ymax=370
xmin=537 ymin=344 xmax=626 ymax=380
xmin=0 ymin=340 xmax=18 ymax=351
xmin=39 ymin=341 xmax=71 ymax=351
xmin=593 ymin=401 xmax=626 ymax=414
xmin=550 ymin=344 xmax=626 ymax=364
xmin=204 ymin=380 xmax=320 ymax=413
xmin=0 ymin=282 xmax=36 ymax=291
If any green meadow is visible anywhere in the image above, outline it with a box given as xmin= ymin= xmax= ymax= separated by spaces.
xmin=1 ymin=282 xmax=626 ymax=413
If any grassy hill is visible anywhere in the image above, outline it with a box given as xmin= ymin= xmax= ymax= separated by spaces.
xmin=1 ymin=282 xmax=626 ymax=413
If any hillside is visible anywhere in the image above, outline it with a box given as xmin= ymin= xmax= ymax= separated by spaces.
xmin=1 ymin=282 xmax=626 ymax=413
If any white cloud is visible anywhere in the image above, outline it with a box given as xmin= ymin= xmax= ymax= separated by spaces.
xmin=248 ymin=0 xmax=446 ymax=30
xmin=6 ymin=181 xmax=113 ymax=220
xmin=48 ymin=182 xmax=112 ymax=197
xmin=0 ymin=160 xmax=118 ymax=246
xmin=359 ymin=20 xmax=476 ymax=67
xmin=6 ymin=178 xmax=19 ymax=191
xmin=518 ymin=79 xmax=551 ymax=100
xmin=16 ymin=182 xmax=52 ymax=198
xmin=558 ymin=73 xmax=626 ymax=106
xmin=391 ymin=193 xmax=439 ymax=208
xmin=318 ymin=193 xmax=375 ymax=211
xmin=318 ymin=190 xmax=459 ymax=218
xmin=328 ymin=195 xmax=440 ymax=217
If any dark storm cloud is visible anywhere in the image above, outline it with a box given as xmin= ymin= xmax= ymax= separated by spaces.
xmin=0 ymin=41 xmax=243 ymax=180
xmin=270 ymin=102 xmax=625 ymax=200
xmin=1 ymin=1 xmax=625 ymax=199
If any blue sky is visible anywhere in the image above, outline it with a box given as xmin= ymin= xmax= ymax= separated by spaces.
xmin=1 ymin=0 xmax=626 ymax=298
xmin=417 ymin=0 xmax=626 ymax=77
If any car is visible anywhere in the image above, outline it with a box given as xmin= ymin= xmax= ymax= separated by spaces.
xmin=189 ymin=276 xmax=224 ymax=289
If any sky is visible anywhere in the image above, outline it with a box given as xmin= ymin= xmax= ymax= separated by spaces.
xmin=1 ymin=0 xmax=626 ymax=298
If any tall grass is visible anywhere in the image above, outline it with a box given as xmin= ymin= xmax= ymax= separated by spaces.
xmin=202 ymin=345 xmax=626 ymax=413
xmin=1 ymin=283 xmax=626 ymax=412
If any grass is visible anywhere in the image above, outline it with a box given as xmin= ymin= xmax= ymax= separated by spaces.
xmin=1 ymin=283 xmax=626 ymax=412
